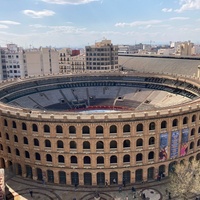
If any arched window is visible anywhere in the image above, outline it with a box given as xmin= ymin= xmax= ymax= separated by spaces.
xmin=70 ymin=141 xmax=76 ymax=149
xmin=110 ymin=155 xmax=117 ymax=163
xmin=110 ymin=141 xmax=117 ymax=149
xmin=83 ymin=156 xmax=91 ymax=164
xmin=96 ymin=141 xmax=104 ymax=149
xmin=56 ymin=125 xmax=63 ymax=133
xmin=123 ymin=140 xmax=130 ymax=148
xmin=123 ymin=124 xmax=130 ymax=133
xmin=22 ymin=122 xmax=27 ymax=130
xmin=23 ymin=137 xmax=28 ymax=145
xmin=46 ymin=154 xmax=52 ymax=162
xmin=172 ymin=119 xmax=178 ymax=127
xmin=123 ymin=155 xmax=130 ymax=163
xmin=58 ymin=155 xmax=65 ymax=163
xmin=136 ymin=139 xmax=143 ymax=147
xmin=69 ymin=126 xmax=76 ymax=134
xmin=191 ymin=128 xmax=195 ymax=136
xmin=59 ymin=171 xmax=66 ymax=184
xmin=148 ymin=151 xmax=154 ymax=160
xmin=82 ymin=126 xmax=90 ymax=134
xmin=83 ymin=141 xmax=90 ymax=149
xmin=149 ymin=122 xmax=155 ymax=130
xmin=197 ymin=139 xmax=200 ymax=147
xmin=97 ymin=156 xmax=104 ymax=164
xmin=34 ymin=138 xmax=39 ymax=146
xmin=183 ymin=117 xmax=188 ymax=125
xmin=35 ymin=153 xmax=41 ymax=160
xmin=96 ymin=125 xmax=103 ymax=134
xmin=15 ymin=148 xmax=20 ymax=156
xmin=189 ymin=142 xmax=194 ymax=150
xmin=12 ymin=121 xmax=17 ymax=129
xmin=25 ymin=151 xmax=30 ymax=158
xmin=4 ymin=119 xmax=8 ymax=126
xmin=45 ymin=140 xmax=51 ymax=147
xmin=161 ymin=120 xmax=167 ymax=129
xmin=57 ymin=140 xmax=64 ymax=148
xmin=136 ymin=153 xmax=143 ymax=161
xmin=6 ymin=133 xmax=9 ymax=140
xmin=110 ymin=125 xmax=117 ymax=134
xmin=7 ymin=146 xmax=11 ymax=153
xmin=192 ymin=114 xmax=196 ymax=122
xmin=44 ymin=125 xmax=50 ymax=133
xmin=14 ymin=135 xmax=18 ymax=143
xmin=149 ymin=137 xmax=155 ymax=145
xmin=71 ymin=156 xmax=77 ymax=163
xmin=47 ymin=170 xmax=54 ymax=183
xmin=32 ymin=124 xmax=38 ymax=132
xmin=136 ymin=123 xmax=143 ymax=132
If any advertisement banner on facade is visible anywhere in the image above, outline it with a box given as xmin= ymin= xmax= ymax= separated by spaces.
xmin=170 ymin=130 xmax=180 ymax=158
xmin=0 ymin=168 xmax=5 ymax=200
xmin=180 ymin=128 xmax=189 ymax=156
xmin=159 ymin=132 xmax=168 ymax=161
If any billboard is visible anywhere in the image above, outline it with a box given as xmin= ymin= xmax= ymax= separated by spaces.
xmin=180 ymin=128 xmax=189 ymax=156
xmin=159 ymin=132 xmax=168 ymax=161
xmin=0 ymin=169 xmax=4 ymax=200
xmin=170 ymin=130 xmax=180 ymax=158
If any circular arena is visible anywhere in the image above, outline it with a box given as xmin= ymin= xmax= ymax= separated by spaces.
xmin=1 ymin=68 xmax=200 ymax=186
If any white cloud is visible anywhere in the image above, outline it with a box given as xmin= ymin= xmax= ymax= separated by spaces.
xmin=115 ymin=20 xmax=162 ymax=27
xmin=169 ymin=17 xmax=189 ymax=20
xmin=162 ymin=8 xmax=173 ymax=12
xmin=23 ymin=9 xmax=55 ymax=18
xmin=0 ymin=21 xmax=20 ymax=25
xmin=41 ymin=0 xmax=99 ymax=5
xmin=0 ymin=25 xmax=8 ymax=29
xmin=175 ymin=0 xmax=200 ymax=12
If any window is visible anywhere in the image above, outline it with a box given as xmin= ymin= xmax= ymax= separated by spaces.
xmin=183 ymin=117 xmax=188 ymax=125
xmin=34 ymin=139 xmax=39 ymax=146
xmin=56 ymin=125 xmax=63 ymax=133
xmin=123 ymin=140 xmax=130 ymax=148
xmin=69 ymin=126 xmax=76 ymax=134
xmin=46 ymin=154 xmax=52 ymax=162
xmin=110 ymin=125 xmax=117 ymax=134
xmin=82 ymin=126 xmax=90 ymax=134
xmin=7 ymin=146 xmax=11 ymax=153
xmin=35 ymin=153 xmax=41 ymax=160
xmin=149 ymin=122 xmax=155 ymax=130
xmin=136 ymin=139 xmax=143 ymax=147
xmin=4 ymin=119 xmax=8 ymax=126
xmin=148 ymin=151 xmax=154 ymax=160
xmin=6 ymin=133 xmax=9 ymax=140
xmin=44 ymin=125 xmax=50 ymax=133
xmin=12 ymin=121 xmax=17 ymax=129
xmin=96 ymin=141 xmax=104 ymax=149
xmin=161 ymin=121 xmax=167 ymax=129
xmin=83 ymin=156 xmax=91 ymax=164
xmin=32 ymin=124 xmax=38 ymax=132
xmin=58 ymin=155 xmax=65 ymax=163
xmin=71 ymin=156 xmax=77 ymax=163
xmin=136 ymin=123 xmax=143 ymax=132
xmin=23 ymin=137 xmax=28 ymax=145
xmin=14 ymin=135 xmax=18 ymax=143
xmin=123 ymin=124 xmax=130 ymax=133
xmin=22 ymin=122 xmax=27 ymax=130
xmin=149 ymin=137 xmax=155 ymax=145
xmin=57 ymin=140 xmax=64 ymax=148
xmin=123 ymin=155 xmax=130 ymax=163
xmin=45 ymin=140 xmax=51 ymax=147
xmin=25 ymin=151 xmax=30 ymax=158
xmin=83 ymin=141 xmax=90 ymax=149
xmin=16 ymin=148 xmax=20 ymax=156
xmin=136 ymin=153 xmax=143 ymax=161
xmin=110 ymin=140 xmax=117 ymax=149
xmin=172 ymin=119 xmax=178 ymax=127
xmin=97 ymin=156 xmax=104 ymax=164
xmin=70 ymin=141 xmax=76 ymax=149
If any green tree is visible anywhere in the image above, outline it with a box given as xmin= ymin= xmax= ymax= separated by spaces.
xmin=169 ymin=159 xmax=200 ymax=200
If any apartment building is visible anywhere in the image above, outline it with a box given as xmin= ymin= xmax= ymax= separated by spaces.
xmin=85 ymin=39 xmax=118 ymax=71
xmin=0 ymin=44 xmax=26 ymax=80
xmin=25 ymin=47 xmax=59 ymax=76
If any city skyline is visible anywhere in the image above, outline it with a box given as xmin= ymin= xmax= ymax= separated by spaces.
xmin=0 ymin=0 xmax=200 ymax=48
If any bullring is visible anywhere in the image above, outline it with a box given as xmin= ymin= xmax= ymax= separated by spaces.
xmin=0 ymin=66 xmax=200 ymax=186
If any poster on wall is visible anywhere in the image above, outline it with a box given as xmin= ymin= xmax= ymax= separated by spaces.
xmin=170 ymin=130 xmax=180 ymax=158
xmin=0 ymin=169 xmax=5 ymax=200
xmin=180 ymin=128 xmax=189 ymax=156
xmin=159 ymin=132 xmax=168 ymax=161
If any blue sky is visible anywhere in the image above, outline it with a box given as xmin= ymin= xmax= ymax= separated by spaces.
xmin=0 ymin=0 xmax=200 ymax=48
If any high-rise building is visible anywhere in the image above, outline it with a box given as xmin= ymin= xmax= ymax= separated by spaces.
xmin=85 ymin=39 xmax=118 ymax=71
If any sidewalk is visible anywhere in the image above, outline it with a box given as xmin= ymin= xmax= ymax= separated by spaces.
xmin=4 ymin=176 xmax=198 ymax=200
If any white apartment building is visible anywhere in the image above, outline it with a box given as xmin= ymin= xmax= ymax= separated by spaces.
xmin=59 ymin=48 xmax=72 ymax=73
xmin=25 ymin=47 xmax=59 ymax=76
xmin=85 ymin=39 xmax=118 ymax=71
xmin=0 ymin=44 xmax=26 ymax=80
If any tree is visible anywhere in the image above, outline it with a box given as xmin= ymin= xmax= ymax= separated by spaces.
xmin=169 ymin=159 xmax=200 ymax=200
